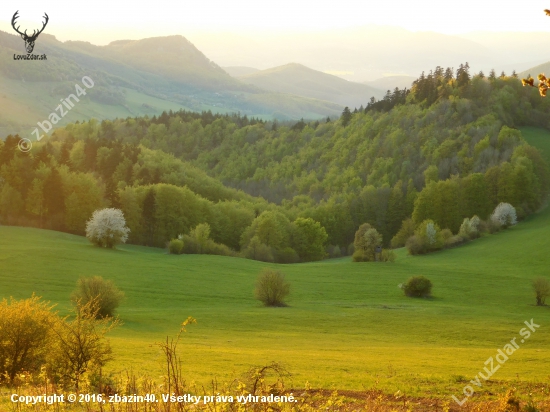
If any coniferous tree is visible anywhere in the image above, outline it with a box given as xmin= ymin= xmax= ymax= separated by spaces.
xmin=340 ymin=107 xmax=352 ymax=127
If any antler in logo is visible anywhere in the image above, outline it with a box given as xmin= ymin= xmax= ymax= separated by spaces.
xmin=11 ymin=11 xmax=49 ymax=54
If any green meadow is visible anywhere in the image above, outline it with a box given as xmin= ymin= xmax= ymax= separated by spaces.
xmin=1 ymin=128 xmax=550 ymax=397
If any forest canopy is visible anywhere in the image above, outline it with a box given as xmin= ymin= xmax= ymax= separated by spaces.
xmin=1 ymin=64 xmax=549 ymax=261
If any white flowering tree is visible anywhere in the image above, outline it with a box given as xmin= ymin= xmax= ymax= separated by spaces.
xmin=491 ymin=203 xmax=517 ymax=228
xmin=86 ymin=208 xmax=130 ymax=249
xmin=425 ymin=222 xmax=437 ymax=245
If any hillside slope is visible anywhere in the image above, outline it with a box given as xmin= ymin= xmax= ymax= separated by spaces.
xmin=0 ymin=191 xmax=549 ymax=391
xmin=238 ymin=63 xmax=384 ymax=108
xmin=0 ymin=30 xmax=343 ymax=136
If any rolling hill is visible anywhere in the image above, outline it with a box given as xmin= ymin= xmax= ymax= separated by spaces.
xmin=1 ymin=122 xmax=549 ymax=393
xmin=237 ymin=63 xmax=384 ymax=108
xmin=518 ymin=60 xmax=550 ymax=80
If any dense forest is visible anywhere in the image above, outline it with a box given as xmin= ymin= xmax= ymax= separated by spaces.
xmin=1 ymin=64 xmax=549 ymax=261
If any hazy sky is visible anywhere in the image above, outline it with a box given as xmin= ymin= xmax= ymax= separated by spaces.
xmin=1 ymin=0 xmax=550 ymax=45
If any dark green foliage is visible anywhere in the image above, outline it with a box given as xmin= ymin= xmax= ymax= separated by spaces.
xmin=71 ymin=276 xmax=124 ymax=318
xmin=254 ymin=269 xmax=290 ymax=307
xmin=391 ymin=219 xmax=416 ymax=248
xmin=340 ymin=107 xmax=352 ymax=127
xmin=365 ymin=87 xmax=409 ymax=113
xmin=290 ymin=217 xmax=328 ymax=262
xmin=403 ymin=276 xmax=432 ymax=298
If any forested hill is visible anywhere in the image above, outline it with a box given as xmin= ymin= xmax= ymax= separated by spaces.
xmin=1 ymin=64 xmax=549 ymax=260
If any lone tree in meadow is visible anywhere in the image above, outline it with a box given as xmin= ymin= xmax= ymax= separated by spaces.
xmin=255 ymin=269 xmax=290 ymax=307
xmin=532 ymin=277 xmax=550 ymax=306
xmin=86 ymin=208 xmax=130 ymax=248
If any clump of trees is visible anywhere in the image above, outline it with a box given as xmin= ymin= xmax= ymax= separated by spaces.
xmin=0 ymin=296 xmax=118 ymax=388
xmin=86 ymin=208 xmax=130 ymax=248
xmin=240 ymin=212 xmax=328 ymax=263
xmin=404 ymin=203 xmax=518 ymax=255
xmin=71 ymin=276 xmax=124 ymax=318
xmin=254 ymin=269 xmax=290 ymax=307
xmin=178 ymin=223 xmax=235 ymax=257
xmin=402 ymin=276 xmax=432 ymax=298
xmin=352 ymin=223 xmax=395 ymax=262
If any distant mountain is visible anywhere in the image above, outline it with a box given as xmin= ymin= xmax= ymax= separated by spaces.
xmin=224 ymin=66 xmax=260 ymax=77
xmin=364 ymin=76 xmax=416 ymax=92
xmin=65 ymin=36 xmax=249 ymax=92
xmin=189 ymin=26 xmax=500 ymax=82
xmin=0 ymin=31 xmax=342 ymax=136
xmin=518 ymin=61 xmax=550 ymax=81
xmin=237 ymin=63 xmax=384 ymax=108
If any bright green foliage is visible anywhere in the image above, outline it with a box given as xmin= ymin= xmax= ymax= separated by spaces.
xmin=406 ymin=220 xmax=443 ymax=255
xmin=353 ymin=223 xmax=383 ymax=262
xmin=241 ymin=211 xmax=291 ymax=253
xmin=290 ymin=217 xmax=328 ymax=262
xmin=168 ymin=239 xmax=184 ymax=254
xmin=1 ymin=69 xmax=550 ymax=258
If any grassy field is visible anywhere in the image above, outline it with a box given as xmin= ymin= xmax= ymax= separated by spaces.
xmin=0 ymin=128 xmax=549 ymax=400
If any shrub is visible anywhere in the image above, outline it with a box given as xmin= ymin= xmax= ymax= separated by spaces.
xmin=440 ymin=228 xmax=453 ymax=242
xmin=491 ymin=202 xmax=517 ymax=228
xmin=403 ymin=276 xmax=432 ymax=298
xmin=391 ymin=218 xmax=416 ymax=248
xmin=179 ymin=226 xmax=235 ymax=257
xmin=532 ymin=277 xmax=550 ymax=306
xmin=445 ymin=235 xmax=465 ymax=248
xmin=380 ymin=249 xmax=396 ymax=262
xmin=0 ymin=296 xmax=55 ymax=383
xmin=168 ymin=239 xmax=184 ymax=254
xmin=86 ymin=208 xmax=130 ymax=249
xmin=71 ymin=276 xmax=124 ymax=318
xmin=458 ymin=215 xmax=481 ymax=240
xmin=48 ymin=299 xmax=119 ymax=390
xmin=405 ymin=235 xmax=425 ymax=255
xmin=254 ymin=269 xmax=290 ymax=307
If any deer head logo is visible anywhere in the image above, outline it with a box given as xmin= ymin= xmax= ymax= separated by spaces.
xmin=11 ymin=11 xmax=49 ymax=54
